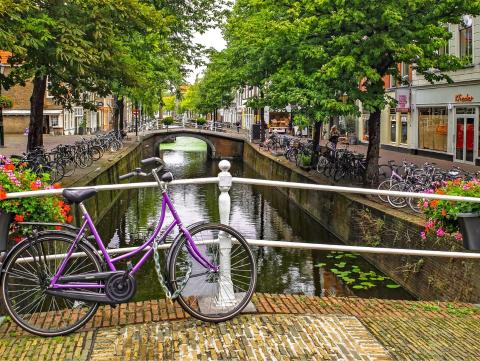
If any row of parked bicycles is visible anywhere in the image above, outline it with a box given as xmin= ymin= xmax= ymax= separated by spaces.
xmin=11 ymin=131 xmax=126 ymax=183
xmin=261 ymin=133 xmax=480 ymax=213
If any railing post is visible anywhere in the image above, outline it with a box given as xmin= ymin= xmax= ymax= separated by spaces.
xmin=216 ymin=160 xmax=236 ymax=307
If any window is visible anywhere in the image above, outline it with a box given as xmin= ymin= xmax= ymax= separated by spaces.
xmin=362 ymin=112 xmax=370 ymax=141
xmin=418 ymin=107 xmax=448 ymax=152
xmin=390 ymin=75 xmax=396 ymax=88
xmin=46 ymin=77 xmax=53 ymax=98
xmin=438 ymin=25 xmax=450 ymax=56
xmin=401 ymin=63 xmax=409 ymax=82
xmin=400 ymin=114 xmax=408 ymax=144
xmin=390 ymin=110 xmax=397 ymax=143
xmin=50 ymin=115 xmax=59 ymax=127
xmin=459 ymin=15 xmax=473 ymax=64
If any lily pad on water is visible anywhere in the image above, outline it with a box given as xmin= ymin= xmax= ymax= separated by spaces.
xmin=386 ymin=284 xmax=401 ymax=289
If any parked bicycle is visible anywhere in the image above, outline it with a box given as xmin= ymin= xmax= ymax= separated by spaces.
xmin=0 ymin=157 xmax=257 ymax=336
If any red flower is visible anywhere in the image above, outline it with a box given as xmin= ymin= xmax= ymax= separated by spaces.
xmin=441 ymin=209 xmax=447 ymax=217
xmin=53 ymin=183 xmax=61 ymax=189
xmin=55 ymin=226 xmax=62 ymax=230
xmin=0 ymin=191 xmax=6 ymax=200
xmin=66 ymin=215 xmax=73 ymax=223
xmin=30 ymin=182 xmax=38 ymax=191
xmin=13 ymin=236 xmax=23 ymax=244
xmin=5 ymin=164 xmax=14 ymax=171
xmin=64 ymin=204 xmax=71 ymax=213
xmin=14 ymin=214 xmax=24 ymax=222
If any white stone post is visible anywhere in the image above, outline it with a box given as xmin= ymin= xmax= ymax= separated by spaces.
xmin=216 ymin=160 xmax=236 ymax=307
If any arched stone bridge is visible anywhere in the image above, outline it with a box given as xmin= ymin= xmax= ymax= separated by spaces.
xmin=141 ymin=128 xmax=245 ymax=159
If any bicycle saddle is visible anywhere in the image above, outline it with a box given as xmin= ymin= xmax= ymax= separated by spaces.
xmin=63 ymin=189 xmax=97 ymax=203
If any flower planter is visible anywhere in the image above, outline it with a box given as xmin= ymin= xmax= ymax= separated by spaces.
xmin=457 ymin=212 xmax=480 ymax=251
xmin=0 ymin=212 xmax=12 ymax=252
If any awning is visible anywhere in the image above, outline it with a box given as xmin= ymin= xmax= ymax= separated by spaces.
xmin=2 ymin=109 xmax=63 ymax=116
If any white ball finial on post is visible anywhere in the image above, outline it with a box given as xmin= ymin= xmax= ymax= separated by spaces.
xmin=216 ymin=159 xmax=236 ymax=307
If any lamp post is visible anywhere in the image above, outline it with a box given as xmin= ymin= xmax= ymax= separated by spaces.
xmin=0 ymin=65 xmax=5 ymax=147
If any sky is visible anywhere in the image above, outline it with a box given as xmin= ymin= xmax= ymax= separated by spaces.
xmin=186 ymin=28 xmax=226 ymax=84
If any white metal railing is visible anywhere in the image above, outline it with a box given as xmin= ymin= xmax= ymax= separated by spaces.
xmin=3 ymin=159 xmax=480 ymax=262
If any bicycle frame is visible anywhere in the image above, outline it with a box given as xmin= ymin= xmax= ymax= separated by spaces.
xmin=48 ymin=190 xmax=217 ymax=290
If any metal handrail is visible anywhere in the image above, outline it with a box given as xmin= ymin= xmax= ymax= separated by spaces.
xmin=4 ymin=176 xmax=480 ymax=203
xmin=3 ymin=162 xmax=480 ymax=262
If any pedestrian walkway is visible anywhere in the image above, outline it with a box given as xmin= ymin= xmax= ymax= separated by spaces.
xmin=0 ymin=294 xmax=478 ymax=360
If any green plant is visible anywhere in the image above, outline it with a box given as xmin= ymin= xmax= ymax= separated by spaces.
xmin=0 ymin=95 xmax=13 ymax=109
xmin=195 ymin=117 xmax=207 ymax=126
xmin=297 ymin=153 xmax=311 ymax=167
xmin=162 ymin=116 xmax=174 ymax=126
xmin=0 ymin=157 xmax=71 ymax=242
xmin=421 ymin=179 xmax=480 ymax=243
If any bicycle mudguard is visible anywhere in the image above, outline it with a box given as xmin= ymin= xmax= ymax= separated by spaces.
xmin=0 ymin=230 xmax=103 ymax=278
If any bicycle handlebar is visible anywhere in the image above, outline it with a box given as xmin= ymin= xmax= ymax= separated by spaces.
xmin=140 ymin=157 xmax=164 ymax=166
xmin=119 ymin=172 xmax=136 ymax=181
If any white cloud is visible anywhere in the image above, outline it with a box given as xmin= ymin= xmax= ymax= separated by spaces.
xmin=186 ymin=28 xmax=226 ymax=84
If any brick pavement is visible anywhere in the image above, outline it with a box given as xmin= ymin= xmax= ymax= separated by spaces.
xmin=0 ymin=294 xmax=479 ymax=360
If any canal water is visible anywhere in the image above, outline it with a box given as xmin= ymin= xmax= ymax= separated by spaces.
xmin=97 ymin=137 xmax=414 ymax=302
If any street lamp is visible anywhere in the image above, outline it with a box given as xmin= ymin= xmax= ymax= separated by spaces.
xmin=0 ymin=65 xmax=5 ymax=147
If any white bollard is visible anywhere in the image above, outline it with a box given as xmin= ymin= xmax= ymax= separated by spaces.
xmin=216 ymin=160 xmax=236 ymax=307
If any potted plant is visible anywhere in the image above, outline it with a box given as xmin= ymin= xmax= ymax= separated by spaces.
xmin=162 ymin=116 xmax=174 ymax=130
xmin=0 ymin=157 xmax=72 ymax=251
xmin=421 ymin=179 xmax=480 ymax=250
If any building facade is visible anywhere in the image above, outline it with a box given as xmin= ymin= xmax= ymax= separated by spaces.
xmin=1 ymin=51 xmax=118 ymax=135
xmin=410 ymin=15 xmax=480 ymax=164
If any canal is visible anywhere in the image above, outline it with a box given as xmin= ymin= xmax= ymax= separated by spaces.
xmin=97 ymin=137 xmax=414 ymax=302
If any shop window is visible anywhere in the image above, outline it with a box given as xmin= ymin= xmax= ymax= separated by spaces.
xmin=400 ymin=114 xmax=408 ymax=144
xmin=459 ymin=15 xmax=473 ymax=64
xmin=418 ymin=107 xmax=448 ymax=152
xmin=390 ymin=75 xmax=396 ymax=88
xmin=390 ymin=113 xmax=397 ymax=143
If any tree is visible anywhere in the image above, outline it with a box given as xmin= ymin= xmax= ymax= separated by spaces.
xmin=283 ymin=0 xmax=480 ymax=184
xmin=212 ymin=0 xmax=480 ymax=184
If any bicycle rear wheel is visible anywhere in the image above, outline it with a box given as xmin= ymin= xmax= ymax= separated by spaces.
xmin=168 ymin=223 xmax=256 ymax=323
xmin=1 ymin=233 xmax=102 ymax=336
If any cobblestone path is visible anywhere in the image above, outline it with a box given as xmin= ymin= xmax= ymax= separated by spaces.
xmin=0 ymin=294 xmax=479 ymax=360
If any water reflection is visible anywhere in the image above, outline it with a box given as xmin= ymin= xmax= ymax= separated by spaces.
xmin=97 ymin=137 xmax=414 ymax=301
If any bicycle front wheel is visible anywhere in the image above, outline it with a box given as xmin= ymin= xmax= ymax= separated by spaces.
xmin=1 ymin=233 xmax=102 ymax=336
xmin=168 ymin=223 xmax=256 ymax=323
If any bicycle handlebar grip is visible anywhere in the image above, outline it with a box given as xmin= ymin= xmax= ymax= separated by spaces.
xmin=119 ymin=172 xmax=136 ymax=181
xmin=140 ymin=157 xmax=164 ymax=166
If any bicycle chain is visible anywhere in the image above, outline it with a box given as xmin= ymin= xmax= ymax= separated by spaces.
xmin=152 ymin=238 xmax=192 ymax=300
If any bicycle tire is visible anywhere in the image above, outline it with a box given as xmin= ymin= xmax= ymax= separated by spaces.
xmin=1 ymin=233 xmax=102 ymax=336
xmin=387 ymin=182 xmax=409 ymax=208
xmin=316 ymin=156 xmax=329 ymax=174
xmin=168 ymin=223 xmax=256 ymax=323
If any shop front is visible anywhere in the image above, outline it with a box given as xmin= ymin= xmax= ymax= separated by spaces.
xmin=412 ymin=84 xmax=480 ymax=164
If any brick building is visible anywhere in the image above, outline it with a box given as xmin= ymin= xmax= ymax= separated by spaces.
xmin=0 ymin=50 xmax=118 ymax=135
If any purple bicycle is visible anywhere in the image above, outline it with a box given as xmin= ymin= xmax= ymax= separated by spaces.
xmin=1 ymin=157 xmax=256 ymax=336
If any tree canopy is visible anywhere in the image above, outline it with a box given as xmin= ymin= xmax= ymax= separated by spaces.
xmin=200 ymin=0 xmax=480 ymax=183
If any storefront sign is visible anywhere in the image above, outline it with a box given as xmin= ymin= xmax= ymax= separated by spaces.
xmin=455 ymin=94 xmax=474 ymax=102
xmin=395 ymin=88 xmax=410 ymax=112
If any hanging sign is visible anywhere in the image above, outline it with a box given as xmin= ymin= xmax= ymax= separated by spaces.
xmin=455 ymin=94 xmax=474 ymax=102
xmin=395 ymin=88 xmax=410 ymax=112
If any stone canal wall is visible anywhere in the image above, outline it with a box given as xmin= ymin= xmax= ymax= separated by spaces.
xmin=69 ymin=141 xmax=144 ymax=223
xmin=243 ymin=142 xmax=480 ymax=303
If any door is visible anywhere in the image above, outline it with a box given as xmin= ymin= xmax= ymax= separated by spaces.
xmin=454 ymin=108 xmax=476 ymax=163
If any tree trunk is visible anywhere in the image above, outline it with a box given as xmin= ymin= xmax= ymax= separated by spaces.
xmin=118 ymin=97 xmax=124 ymax=131
xmin=311 ymin=121 xmax=321 ymax=167
xmin=27 ymin=75 xmax=47 ymax=152
xmin=364 ymin=109 xmax=381 ymax=186
xmin=159 ymin=89 xmax=163 ymax=120
xmin=113 ymin=95 xmax=119 ymax=132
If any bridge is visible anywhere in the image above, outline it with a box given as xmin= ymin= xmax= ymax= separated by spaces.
xmin=141 ymin=127 xmax=245 ymax=159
